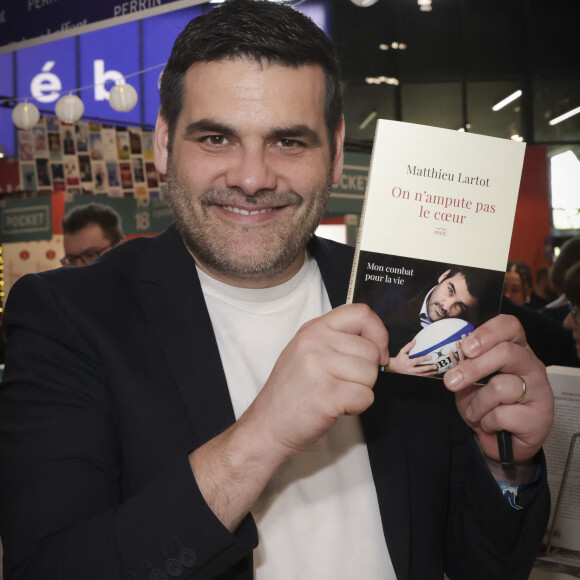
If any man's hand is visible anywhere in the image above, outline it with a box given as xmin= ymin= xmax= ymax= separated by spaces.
xmin=190 ymin=303 xmax=389 ymax=531
xmin=388 ymin=339 xmax=438 ymax=376
xmin=443 ymin=314 xmax=554 ymax=466
xmin=246 ymin=303 xmax=389 ymax=460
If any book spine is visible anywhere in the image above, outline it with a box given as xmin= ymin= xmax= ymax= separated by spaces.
xmin=346 ymin=120 xmax=382 ymax=304
xmin=346 ymin=196 xmax=367 ymax=304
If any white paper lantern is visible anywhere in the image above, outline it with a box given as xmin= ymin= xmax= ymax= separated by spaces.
xmin=55 ymin=94 xmax=85 ymax=124
xmin=350 ymin=0 xmax=379 ymax=5
xmin=109 ymin=83 xmax=138 ymax=112
xmin=12 ymin=101 xmax=40 ymax=130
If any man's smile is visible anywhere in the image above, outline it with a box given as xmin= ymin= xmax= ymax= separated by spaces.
xmin=222 ymin=205 xmax=279 ymax=216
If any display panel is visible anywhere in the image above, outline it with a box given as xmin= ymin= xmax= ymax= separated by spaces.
xmin=142 ymin=6 xmax=204 ymax=126
xmin=79 ymin=22 xmax=141 ymax=125
xmin=0 ymin=52 xmax=15 ymax=157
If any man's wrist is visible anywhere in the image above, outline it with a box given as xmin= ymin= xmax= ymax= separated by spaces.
xmin=484 ymin=453 xmax=536 ymax=485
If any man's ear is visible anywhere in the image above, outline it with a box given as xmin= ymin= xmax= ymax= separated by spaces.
xmin=154 ymin=114 xmax=170 ymax=175
xmin=331 ymin=117 xmax=346 ymax=186
xmin=438 ymin=269 xmax=451 ymax=283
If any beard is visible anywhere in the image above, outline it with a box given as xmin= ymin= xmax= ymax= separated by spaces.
xmin=165 ymin=157 xmax=333 ymax=284
xmin=426 ymin=292 xmax=448 ymax=321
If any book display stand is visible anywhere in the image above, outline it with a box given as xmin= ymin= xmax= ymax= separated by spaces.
xmin=546 ymin=432 xmax=580 ymax=556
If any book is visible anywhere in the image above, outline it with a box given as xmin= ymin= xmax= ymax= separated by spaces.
xmin=543 ymin=365 xmax=580 ymax=553
xmin=347 ymin=120 xmax=525 ymax=377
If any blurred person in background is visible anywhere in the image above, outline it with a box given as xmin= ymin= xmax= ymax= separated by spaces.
xmin=504 ymin=260 xmax=533 ymax=306
xmin=563 ymin=261 xmax=580 ymax=358
xmin=61 ymin=203 xmax=125 ymax=267
xmin=541 ymin=236 xmax=580 ymax=323
xmin=529 ymin=267 xmax=557 ymax=310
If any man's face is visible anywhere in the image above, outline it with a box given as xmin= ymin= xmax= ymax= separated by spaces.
xmin=154 ymin=58 xmax=344 ymax=288
xmin=563 ymin=304 xmax=580 ymax=358
xmin=62 ymin=222 xmax=112 ymax=267
xmin=426 ymin=270 xmax=478 ymax=321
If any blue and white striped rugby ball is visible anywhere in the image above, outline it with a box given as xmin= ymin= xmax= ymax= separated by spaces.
xmin=409 ymin=318 xmax=475 ymax=374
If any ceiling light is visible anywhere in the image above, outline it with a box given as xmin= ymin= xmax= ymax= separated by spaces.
xmin=549 ymin=106 xmax=580 ymax=126
xmin=351 ymin=0 xmax=379 ymax=6
xmin=492 ymin=90 xmax=522 ymax=112
xmin=210 ymin=0 xmax=307 ymax=2
xmin=365 ymin=76 xmax=399 ymax=86
xmin=378 ymin=42 xmax=407 ymax=51
xmin=359 ymin=110 xmax=378 ymax=130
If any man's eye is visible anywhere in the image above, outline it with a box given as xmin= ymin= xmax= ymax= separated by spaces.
xmin=204 ymin=135 xmax=228 ymax=145
xmin=278 ymin=139 xmax=302 ymax=149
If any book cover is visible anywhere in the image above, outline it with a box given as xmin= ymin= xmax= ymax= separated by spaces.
xmin=347 ymin=120 xmax=525 ymax=377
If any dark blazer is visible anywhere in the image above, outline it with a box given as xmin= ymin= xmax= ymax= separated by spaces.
xmin=0 ymin=226 xmax=549 ymax=580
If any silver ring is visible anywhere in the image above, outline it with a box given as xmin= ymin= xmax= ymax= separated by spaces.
xmin=517 ymin=377 xmax=527 ymax=402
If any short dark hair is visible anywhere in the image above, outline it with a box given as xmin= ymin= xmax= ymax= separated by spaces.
xmin=159 ymin=0 xmax=342 ymax=152
xmin=551 ymin=236 xmax=580 ymax=291
xmin=62 ymin=203 xmax=124 ymax=244
xmin=442 ymin=266 xmax=481 ymax=302
xmin=507 ymin=260 xmax=533 ymax=291
xmin=440 ymin=265 xmax=503 ymax=324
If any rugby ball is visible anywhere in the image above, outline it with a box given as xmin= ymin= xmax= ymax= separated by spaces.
xmin=409 ymin=318 xmax=475 ymax=374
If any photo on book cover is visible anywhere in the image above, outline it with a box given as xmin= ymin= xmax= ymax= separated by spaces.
xmin=347 ymin=120 xmax=524 ymax=379
xmin=351 ymin=251 xmax=504 ymax=377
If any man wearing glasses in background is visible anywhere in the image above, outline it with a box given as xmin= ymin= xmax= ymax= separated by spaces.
xmin=563 ymin=261 xmax=580 ymax=357
xmin=61 ymin=202 xmax=125 ymax=267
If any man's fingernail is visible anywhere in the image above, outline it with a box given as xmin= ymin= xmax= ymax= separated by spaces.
xmin=445 ymin=370 xmax=463 ymax=390
xmin=462 ymin=336 xmax=481 ymax=355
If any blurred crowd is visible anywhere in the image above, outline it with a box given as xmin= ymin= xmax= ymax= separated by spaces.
xmin=504 ymin=236 xmax=580 ymax=367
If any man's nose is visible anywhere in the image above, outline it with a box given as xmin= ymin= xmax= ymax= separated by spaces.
xmin=225 ymin=146 xmax=277 ymax=195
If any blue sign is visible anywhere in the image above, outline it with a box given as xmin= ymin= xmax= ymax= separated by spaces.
xmin=0 ymin=0 xmax=207 ymax=53
xmin=80 ymin=22 xmax=141 ymax=124
xmin=0 ymin=52 xmax=14 ymax=157
xmin=16 ymin=37 xmax=77 ymax=109
xmin=142 ymin=6 xmax=203 ymax=126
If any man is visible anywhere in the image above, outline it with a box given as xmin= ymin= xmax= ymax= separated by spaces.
xmin=420 ymin=267 xmax=481 ymax=326
xmin=0 ymin=2 xmax=553 ymax=579
xmin=371 ymin=264 xmax=499 ymax=364
xmin=61 ymin=202 xmax=125 ymax=266
xmin=563 ymin=261 xmax=580 ymax=358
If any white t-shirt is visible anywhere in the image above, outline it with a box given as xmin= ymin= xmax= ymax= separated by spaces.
xmin=198 ymin=255 xmax=396 ymax=579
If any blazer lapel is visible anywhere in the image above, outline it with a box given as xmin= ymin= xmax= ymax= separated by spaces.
xmin=137 ymin=226 xmax=236 ymax=444
xmin=361 ymin=376 xmax=412 ymax=580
